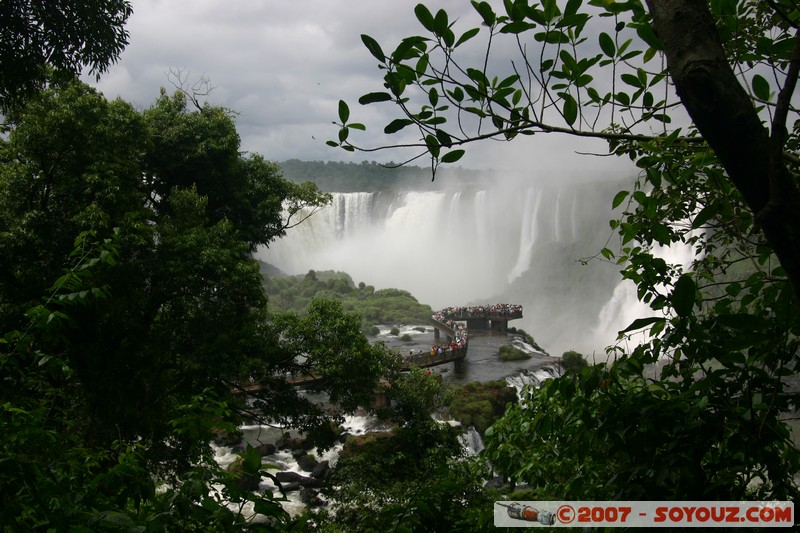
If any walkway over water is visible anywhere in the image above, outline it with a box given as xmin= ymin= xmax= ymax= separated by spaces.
xmin=289 ymin=304 xmax=524 ymax=387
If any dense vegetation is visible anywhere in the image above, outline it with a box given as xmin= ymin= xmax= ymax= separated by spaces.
xmin=308 ymin=369 xmax=494 ymax=531
xmin=0 ymin=0 xmax=132 ymax=112
xmin=0 ymin=81 xmax=396 ymax=530
xmin=498 ymin=345 xmax=531 ymax=362
xmin=446 ymin=381 xmax=518 ymax=435
xmin=261 ymin=266 xmax=434 ymax=329
xmin=560 ymin=350 xmax=588 ymax=373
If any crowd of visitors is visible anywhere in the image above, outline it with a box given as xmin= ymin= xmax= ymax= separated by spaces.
xmin=403 ymin=304 xmax=522 ymax=368
xmin=437 ymin=304 xmax=523 ymax=320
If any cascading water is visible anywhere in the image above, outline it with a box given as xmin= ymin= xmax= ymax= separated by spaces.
xmin=459 ymin=426 xmax=486 ymax=456
xmin=505 ymin=364 xmax=564 ymax=396
xmin=260 ymin=177 xmax=638 ymax=356
xmin=507 ymin=187 xmax=543 ymax=283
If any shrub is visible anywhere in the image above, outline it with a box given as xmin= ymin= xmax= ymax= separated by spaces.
xmin=447 ymin=381 xmax=517 ymax=435
xmin=390 ymin=327 xmax=400 ymax=336
xmin=401 ymin=334 xmax=412 ymax=341
xmin=498 ymin=345 xmax=531 ymax=361
xmin=561 ymin=350 xmax=587 ymax=373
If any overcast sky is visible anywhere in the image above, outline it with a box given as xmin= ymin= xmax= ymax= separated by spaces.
xmin=88 ymin=0 xmax=635 ymax=181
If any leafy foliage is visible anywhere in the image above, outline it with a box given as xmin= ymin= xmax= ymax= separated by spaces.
xmin=447 ymin=380 xmax=518 ymax=435
xmin=0 ymin=0 xmax=132 ymax=112
xmin=311 ymin=369 xmax=494 ymax=532
xmin=271 ymin=299 xmax=401 ymax=415
xmin=0 ymin=80 xmax=392 ymax=529
xmin=498 ymin=344 xmax=531 ymax=361
xmin=262 ymin=268 xmax=434 ymax=328
xmin=561 ymin=349 xmax=588 ymax=373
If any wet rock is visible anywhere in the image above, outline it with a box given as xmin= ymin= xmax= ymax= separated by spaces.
xmin=212 ymin=427 xmax=243 ymax=447
xmin=255 ymin=443 xmax=276 ymax=456
xmin=311 ymin=460 xmax=330 ymax=479
xmin=275 ymin=471 xmax=304 ymax=483
xmin=291 ymin=448 xmax=307 ymax=459
xmin=300 ymin=488 xmax=325 ymax=507
xmin=485 ymin=476 xmax=506 ymax=489
xmin=297 ymin=454 xmax=319 ymax=473
xmin=275 ymin=433 xmax=292 ymax=450
xmin=281 ymin=482 xmax=302 ymax=492
xmin=287 ymin=437 xmax=314 ymax=451
xmin=237 ymin=474 xmax=261 ymax=492
xmin=274 ymin=471 xmax=322 ymax=488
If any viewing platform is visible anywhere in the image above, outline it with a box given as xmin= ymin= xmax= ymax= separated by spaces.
xmin=433 ymin=304 xmax=523 ymax=341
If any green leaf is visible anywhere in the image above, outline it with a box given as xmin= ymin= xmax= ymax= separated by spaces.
xmin=359 ymin=92 xmax=393 ymax=105
xmin=564 ymin=0 xmax=583 ymax=17
xmin=434 ymin=9 xmax=449 ymax=35
xmin=471 ymin=1 xmax=496 ymax=26
xmin=428 ymin=87 xmax=439 ymax=107
xmin=242 ymin=445 xmax=262 ymax=475
xmin=612 ymin=190 xmax=629 ymax=209
xmin=621 ymin=73 xmax=642 ymax=88
xmin=384 ymin=118 xmax=414 ymax=134
xmin=599 ymin=32 xmax=615 ymax=57
xmin=361 ymin=34 xmax=385 ymax=62
xmin=562 ymin=93 xmax=578 ymax=126
xmin=536 ymin=30 xmax=570 ymax=44
xmin=440 ymin=149 xmax=465 ymax=163
xmin=414 ymin=4 xmax=436 ymax=32
xmin=634 ymin=23 xmax=662 ymax=50
xmin=435 ymin=128 xmax=453 ymax=147
xmin=671 ymin=274 xmax=696 ymax=318
xmin=392 ymin=40 xmax=419 ymax=62
xmin=691 ymin=202 xmax=719 ymax=229
xmin=619 ymin=316 xmax=666 ymax=334
xmin=752 ymin=74 xmax=770 ymax=100
xmin=416 ymin=53 xmax=430 ymax=75
xmin=338 ymin=100 xmax=350 ymax=123
xmin=449 ymin=87 xmax=464 ymax=102
xmin=456 ymin=27 xmax=480 ymax=47
xmin=500 ymin=21 xmax=535 ymax=34
xmin=425 ymin=134 xmax=440 ymax=157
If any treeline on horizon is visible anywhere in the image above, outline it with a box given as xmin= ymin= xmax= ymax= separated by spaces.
xmin=277 ymin=159 xmax=489 ymax=192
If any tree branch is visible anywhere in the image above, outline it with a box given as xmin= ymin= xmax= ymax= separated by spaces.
xmin=646 ymin=0 xmax=800 ymax=301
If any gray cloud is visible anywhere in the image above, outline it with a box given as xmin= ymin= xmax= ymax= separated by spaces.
xmin=87 ymin=0 xmax=635 ymax=179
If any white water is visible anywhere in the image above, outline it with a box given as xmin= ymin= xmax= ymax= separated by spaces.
xmin=262 ymin=186 xmax=583 ymax=309
xmin=505 ymin=365 xmax=564 ymax=396
xmin=260 ymin=178 xmax=698 ymax=356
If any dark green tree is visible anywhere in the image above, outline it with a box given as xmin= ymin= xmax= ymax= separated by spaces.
xmin=0 ymin=81 xmax=376 ymax=530
xmin=332 ymin=0 xmax=800 ymax=501
xmin=0 ymin=0 xmax=132 ymax=112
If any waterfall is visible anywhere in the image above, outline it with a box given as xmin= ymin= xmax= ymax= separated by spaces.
xmin=505 ymin=364 xmax=563 ymax=396
xmin=259 ymin=178 xmax=644 ymax=356
xmin=592 ymin=231 xmax=702 ymax=352
xmin=507 ymin=188 xmax=543 ymax=283
xmin=459 ymin=426 xmax=485 ymax=456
